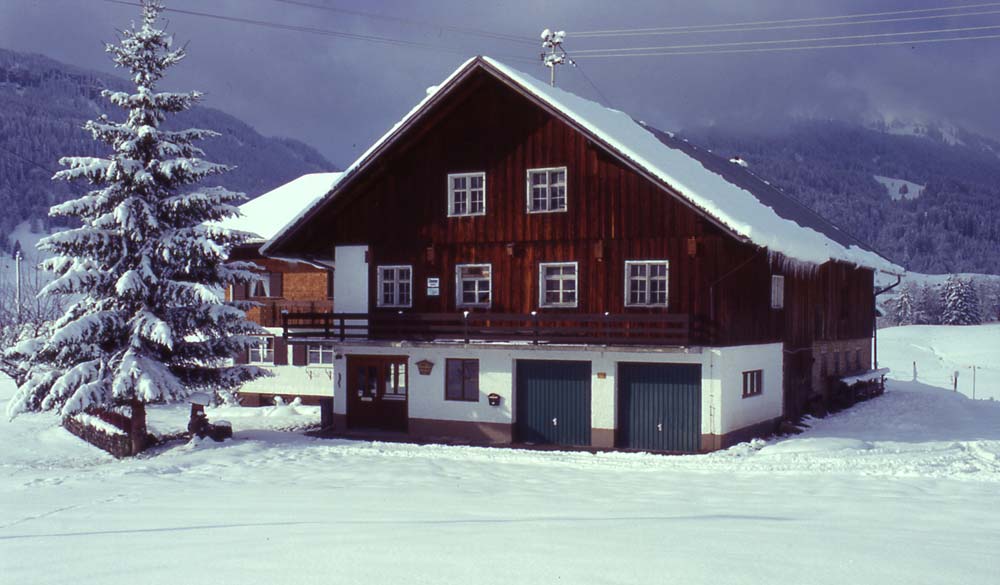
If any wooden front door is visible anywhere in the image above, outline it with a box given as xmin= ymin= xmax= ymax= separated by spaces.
xmin=346 ymin=356 xmax=408 ymax=431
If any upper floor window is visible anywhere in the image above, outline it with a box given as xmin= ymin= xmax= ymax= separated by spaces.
xmin=377 ymin=265 xmax=412 ymax=308
xmin=456 ymin=264 xmax=492 ymax=308
xmin=307 ymin=344 xmax=334 ymax=365
xmin=625 ymin=260 xmax=669 ymax=307
xmin=527 ymin=167 xmax=567 ymax=213
xmin=249 ymin=336 xmax=274 ymax=365
xmin=252 ymin=272 xmax=282 ymax=298
xmin=771 ymin=275 xmax=785 ymax=309
xmin=539 ymin=262 xmax=578 ymax=308
xmin=448 ymin=172 xmax=486 ymax=217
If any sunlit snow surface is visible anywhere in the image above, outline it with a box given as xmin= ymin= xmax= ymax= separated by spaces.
xmin=2 ymin=325 xmax=999 ymax=584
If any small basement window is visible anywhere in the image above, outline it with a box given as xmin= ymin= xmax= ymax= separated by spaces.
xmin=249 ymin=336 xmax=274 ymax=365
xmin=448 ymin=172 xmax=486 ymax=217
xmin=771 ymin=275 xmax=785 ymax=309
xmin=527 ymin=167 xmax=567 ymax=213
xmin=625 ymin=260 xmax=669 ymax=307
xmin=445 ymin=359 xmax=479 ymax=401
xmin=377 ymin=265 xmax=413 ymax=308
xmin=742 ymin=369 xmax=763 ymax=398
xmin=307 ymin=345 xmax=334 ymax=365
xmin=456 ymin=264 xmax=492 ymax=308
xmin=539 ymin=262 xmax=578 ymax=308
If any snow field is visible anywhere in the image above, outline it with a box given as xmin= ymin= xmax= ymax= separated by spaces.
xmin=1 ymin=324 xmax=999 ymax=584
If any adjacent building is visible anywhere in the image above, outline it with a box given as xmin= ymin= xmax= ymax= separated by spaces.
xmin=223 ymin=172 xmax=342 ymax=405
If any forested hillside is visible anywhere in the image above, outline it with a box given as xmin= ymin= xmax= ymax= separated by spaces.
xmin=0 ymin=48 xmax=334 ymax=253
xmin=684 ymin=120 xmax=1000 ymax=274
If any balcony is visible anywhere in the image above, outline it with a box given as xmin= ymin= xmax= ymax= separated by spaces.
xmin=248 ymin=299 xmax=333 ymax=328
xmin=281 ymin=312 xmax=703 ymax=347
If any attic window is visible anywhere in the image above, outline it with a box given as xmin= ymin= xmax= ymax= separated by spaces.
xmin=771 ymin=275 xmax=785 ymax=309
xmin=527 ymin=167 xmax=567 ymax=213
xmin=448 ymin=172 xmax=486 ymax=217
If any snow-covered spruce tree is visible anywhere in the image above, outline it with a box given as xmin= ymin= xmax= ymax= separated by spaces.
xmin=941 ymin=275 xmax=981 ymax=326
xmin=890 ymin=284 xmax=917 ymax=326
xmin=6 ymin=1 xmax=268 ymax=454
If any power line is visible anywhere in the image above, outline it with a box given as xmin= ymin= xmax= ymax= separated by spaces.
xmin=575 ymin=32 xmax=1000 ymax=58
xmin=101 ymin=0 xmax=537 ymax=65
xmin=574 ymin=2 xmax=1000 ymax=35
xmin=268 ymin=0 xmax=536 ymax=45
xmin=572 ymin=7 xmax=1000 ymax=39
xmin=571 ymin=23 xmax=1000 ymax=54
xmin=0 ymin=144 xmax=58 ymax=177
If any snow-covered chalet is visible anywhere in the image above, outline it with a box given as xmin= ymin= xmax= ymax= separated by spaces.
xmin=221 ymin=172 xmax=342 ymax=406
xmin=261 ymin=56 xmax=903 ymax=452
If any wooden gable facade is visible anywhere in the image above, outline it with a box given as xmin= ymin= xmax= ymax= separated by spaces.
xmin=273 ymin=66 xmax=874 ymax=354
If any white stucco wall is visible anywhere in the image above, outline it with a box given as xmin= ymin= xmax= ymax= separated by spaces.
xmin=333 ymin=245 xmax=368 ymax=312
xmin=331 ymin=342 xmax=782 ymax=436
xmin=707 ymin=342 xmax=784 ymax=434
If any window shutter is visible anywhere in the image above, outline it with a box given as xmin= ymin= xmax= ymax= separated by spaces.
xmin=233 ymin=282 xmax=249 ymax=300
xmin=292 ymin=344 xmax=307 ymax=366
xmin=326 ymin=270 xmax=334 ymax=299
xmin=273 ymin=337 xmax=288 ymax=365
xmin=270 ymin=272 xmax=284 ymax=298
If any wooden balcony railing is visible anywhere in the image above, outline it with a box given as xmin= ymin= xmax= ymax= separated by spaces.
xmin=281 ymin=311 xmax=705 ymax=346
xmin=248 ymin=299 xmax=332 ymax=328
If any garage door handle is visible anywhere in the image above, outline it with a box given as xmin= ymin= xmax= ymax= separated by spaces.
xmin=657 ymin=422 xmax=663 ymax=432
xmin=552 ymin=417 xmax=558 ymax=427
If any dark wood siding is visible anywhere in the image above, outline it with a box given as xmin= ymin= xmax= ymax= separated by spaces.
xmin=282 ymin=69 xmax=875 ymax=349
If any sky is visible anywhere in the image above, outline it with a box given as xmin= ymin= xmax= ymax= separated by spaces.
xmin=1 ymin=0 xmax=999 ymax=168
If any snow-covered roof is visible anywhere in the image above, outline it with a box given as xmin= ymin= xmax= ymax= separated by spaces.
xmin=221 ymin=172 xmax=343 ymax=242
xmin=263 ymin=57 xmax=902 ymax=274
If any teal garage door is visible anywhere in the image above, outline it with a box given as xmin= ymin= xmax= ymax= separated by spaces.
xmin=618 ymin=363 xmax=701 ymax=452
xmin=515 ymin=360 xmax=591 ymax=446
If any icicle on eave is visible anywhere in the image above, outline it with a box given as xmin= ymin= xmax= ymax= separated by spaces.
xmin=767 ymin=250 xmax=823 ymax=278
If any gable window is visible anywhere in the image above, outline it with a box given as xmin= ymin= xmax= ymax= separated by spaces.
xmin=527 ymin=167 xmax=567 ymax=213
xmin=307 ymin=344 xmax=334 ymax=365
xmin=539 ymin=262 xmax=578 ymax=308
xmin=448 ymin=172 xmax=486 ymax=217
xmin=625 ymin=260 xmax=669 ymax=307
xmin=377 ymin=265 xmax=412 ymax=308
xmin=445 ymin=359 xmax=479 ymax=401
xmin=249 ymin=336 xmax=274 ymax=365
xmin=771 ymin=275 xmax=785 ymax=309
xmin=742 ymin=369 xmax=763 ymax=398
xmin=456 ymin=264 xmax=492 ymax=308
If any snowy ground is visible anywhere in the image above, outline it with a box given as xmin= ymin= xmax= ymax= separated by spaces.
xmin=2 ymin=326 xmax=999 ymax=584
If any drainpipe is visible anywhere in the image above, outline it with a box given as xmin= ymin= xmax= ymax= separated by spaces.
xmin=872 ymin=274 xmax=903 ymax=368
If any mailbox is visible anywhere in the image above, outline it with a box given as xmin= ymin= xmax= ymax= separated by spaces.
xmin=488 ymin=393 xmax=501 ymax=407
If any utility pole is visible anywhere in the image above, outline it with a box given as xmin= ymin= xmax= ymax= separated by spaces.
xmin=540 ymin=28 xmax=573 ymax=87
xmin=14 ymin=249 xmax=22 ymax=322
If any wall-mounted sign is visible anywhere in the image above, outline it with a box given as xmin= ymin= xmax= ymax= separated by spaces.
xmin=427 ymin=277 xmax=440 ymax=297
xmin=416 ymin=359 xmax=434 ymax=375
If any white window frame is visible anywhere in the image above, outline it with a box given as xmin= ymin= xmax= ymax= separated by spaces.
xmin=526 ymin=166 xmax=568 ymax=214
xmin=455 ymin=263 xmax=492 ymax=308
xmin=447 ymin=172 xmax=487 ymax=217
xmin=248 ymin=336 xmax=274 ymax=365
xmin=624 ymin=260 xmax=669 ymax=307
xmin=307 ymin=344 xmax=335 ymax=365
xmin=377 ymin=265 xmax=413 ymax=308
xmin=539 ymin=261 xmax=578 ymax=308
xmin=771 ymin=275 xmax=785 ymax=309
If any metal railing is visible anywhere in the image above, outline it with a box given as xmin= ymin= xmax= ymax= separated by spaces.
xmin=281 ymin=311 xmax=700 ymax=346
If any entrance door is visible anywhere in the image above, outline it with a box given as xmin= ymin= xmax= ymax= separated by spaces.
xmin=346 ymin=356 xmax=408 ymax=431
xmin=515 ymin=360 xmax=591 ymax=446
xmin=617 ymin=363 xmax=701 ymax=452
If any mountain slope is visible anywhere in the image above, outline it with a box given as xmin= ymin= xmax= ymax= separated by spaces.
xmin=682 ymin=120 xmax=1000 ymax=274
xmin=0 ymin=47 xmax=335 ymax=251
